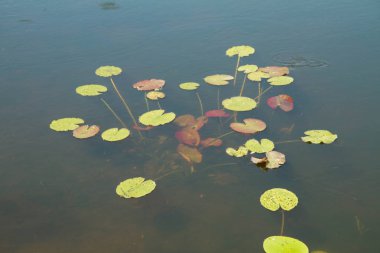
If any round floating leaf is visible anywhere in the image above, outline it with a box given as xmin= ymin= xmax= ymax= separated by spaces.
xmin=268 ymin=76 xmax=294 ymax=86
xmin=116 ymin=177 xmax=156 ymax=199
xmin=175 ymin=128 xmax=200 ymax=146
xmin=247 ymin=71 xmax=270 ymax=82
xmin=177 ymin=144 xmax=202 ymax=163
xmin=267 ymin=94 xmax=294 ymax=112
xmin=260 ymin=188 xmax=298 ymax=211
xmin=251 ymin=151 xmax=286 ymax=169
xmin=259 ymin=66 xmax=290 ymax=77
xmin=230 ymin=118 xmax=266 ymax=134
xmin=204 ymin=74 xmax=234 ymax=86
xmin=301 ymin=130 xmax=337 ymax=144
xmin=226 ymin=146 xmax=249 ymax=157
xmin=226 ymin=45 xmax=255 ymax=57
xmin=101 ymin=128 xmax=130 ymax=141
xmin=238 ymin=64 xmax=258 ymax=74
xmin=263 ymin=236 xmax=308 ymax=253
xmin=139 ymin=109 xmax=176 ymax=126
xmin=76 ymin=84 xmax=108 ymax=96
xmin=146 ymin=91 xmax=165 ymax=100
xmin=174 ymin=114 xmax=196 ymax=127
xmin=205 ymin=109 xmax=230 ymax=118
xmin=179 ymin=82 xmax=200 ymax=90
xmin=200 ymin=138 xmax=223 ymax=148
xmin=133 ymin=79 xmax=165 ymax=91
xmin=73 ymin=125 xmax=100 ymax=139
xmin=50 ymin=118 xmax=84 ymax=132
xmin=222 ymin=96 xmax=257 ymax=112
xmin=245 ymin=139 xmax=274 ymax=153
xmin=95 ymin=66 xmax=122 ymax=77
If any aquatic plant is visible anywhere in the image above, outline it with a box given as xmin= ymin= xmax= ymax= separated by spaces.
xmin=301 ymin=130 xmax=338 ymax=144
xmin=73 ymin=125 xmax=100 ymax=139
xmin=263 ymin=236 xmax=309 ymax=253
xmin=116 ymin=177 xmax=156 ymax=198
xmin=101 ymin=128 xmax=130 ymax=141
xmin=50 ymin=117 xmax=84 ymax=131
xmin=226 ymin=45 xmax=255 ymax=86
xmin=179 ymin=82 xmax=204 ymax=116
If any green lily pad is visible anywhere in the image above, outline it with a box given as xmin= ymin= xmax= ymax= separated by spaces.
xmin=76 ymin=84 xmax=108 ymax=96
xmin=50 ymin=118 xmax=84 ymax=132
xmin=238 ymin=64 xmax=258 ymax=74
xmin=204 ymin=74 xmax=234 ymax=86
xmin=95 ymin=66 xmax=122 ymax=77
xmin=247 ymin=71 xmax=270 ymax=82
xmin=226 ymin=146 xmax=249 ymax=157
xmin=226 ymin=45 xmax=255 ymax=57
xmin=139 ymin=109 xmax=176 ymax=126
xmin=268 ymin=76 xmax=294 ymax=86
xmin=245 ymin=139 xmax=274 ymax=153
xmin=116 ymin=177 xmax=156 ymax=199
xmin=101 ymin=128 xmax=130 ymax=141
xmin=222 ymin=96 xmax=257 ymax=112
xmin=263 ymin=236 xmax=308 ymax=253
xmin=260 ymin=188 xmax=298 ymax=211
xmin=179 ymin=82 xmax=200 ymax=90
xmin=301 ymin=130 xmax=338 ymax=144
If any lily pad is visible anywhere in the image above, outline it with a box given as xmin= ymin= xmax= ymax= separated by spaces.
xmin=174 ymin=114 xmax=196 ymax=127
xmin=200 ymin=138 xmax=223 ymax=148
xmin=204 ymin=74 xmax=234 ymax=86
xmin=50 ymin=118 xmax=84 ymax=132
xmin=238 ymin=64 xmax=258 ymax=74
xmin=259 ymin=66 xmax=290 ymax=77
xmin=175 ymin=128 xmax=200 ymax=146
xmin=247 ymin=71 xmax=270 ymax=82
xmin=95 ymin=66 xmax=122 ymax=77
xmin=301 ymin=130 xmax=337 ymax=144
xmin=133 ymin=79 xmax=165 ymax=91
xmin=76 ymin=84 xmax=108 ymax=96
xmin=139 ymin=109 xmax=176 ymax=126
xmin=179 ymin=82 xmax=200 ymax=90
xmin=192 ymin=116 xmax=208 ymax=130
xmin=101 ymin=128 xmax=130 ymax=141
xmin=267 ymin=94 xmax=294 ymax=112
xmin=230 ymin=118 xmax=266 ymax=134
xmin=226 ymin=146 xmax=249 ymax=157
xmin=263 ymin=236 xmax=308 ymax=253
xmin=260 ymin=188 xmax=298 ymax=211
xmin=116 ymin=177 xmax=156 ymax=199
xmin=73 ymin=125 xmax=100 ymax=139
xmin=245 ymin=139 xmax=274 ymax=153
xmin=177 ymin=144 xmax=202 ymax=163
xmin=205 ymin=109 xmax=230 ymax=118
xmin=251 ymin=151 xmax=286 ymax=169
xmin=226 ymin=45 xmax=255 ymax=57
xmin=222 ymin=96 xmax=257 ymax=112
xmin=268 ymin=76 xmax=294 ymax=86
xmin=146 ymin=91 xmax=165 ymax=100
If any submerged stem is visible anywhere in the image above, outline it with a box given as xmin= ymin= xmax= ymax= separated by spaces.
xmin=254 ymin=86 xmax=272 ymax=102
xmin=196 ymin=92 xmax=204 ymax=116
xmin=233 ymin=56 xmax=241 ymax=86
xmin=100 ymin=98 xmax=127 ymax=128
xmin=157 ymin=101 xmax=162 ymax=109
xmin=217 ymin=88 xmax=220 ymax=109
xmin=275 ymin=139 xmax=301 ymax=144
xmin=239 ymin=73 xmax=247 ymax=96
xmin=144 ymin=92 xmax=150 ymax=111
xmin=280 ymin=210 xmax=285 ymax=235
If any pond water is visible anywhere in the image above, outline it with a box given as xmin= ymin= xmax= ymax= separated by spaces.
xmin=1 ymin=0 xmax=379 ymax=252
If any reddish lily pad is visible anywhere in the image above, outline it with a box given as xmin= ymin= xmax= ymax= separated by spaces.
xmin=192 ymin=116 xmax=208 ymax=130
xmin=205 ymin=110 xmax=230 ymax=118
xmin=175 ymin=128 xmax=200 ymax=146
xmin=200 ymin=138 xmax=223 ymax=148
xmin=132 ymin=124 xmax=154 ymax=131
xmin=251 ymin=151 xmax=286 ymax=169
xmin=177 ymin=144 xmax=202 ymax=164
xmin=174 ymin=114 xmax=196 ymax=127
xmin=132 ymin=79 xmax=165 ymax=91
xmin=267 ymin=94 xmax=294 ymax=112
xmin=259 ymin=66 xmax=289 ymax=77
xmin=73 ymin=125 xmax=100 ymax=139
xmin=230 ymin=118 xmax=266 ymax=134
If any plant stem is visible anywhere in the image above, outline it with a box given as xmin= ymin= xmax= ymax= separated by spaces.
xmin=100 ymin=98 xmax=127 ymax=128
xmin=196 ymin=92 xmax=204 ymax=116
xmin=217 ymin=88 xmax=220 ymax=109
xmin=157 ymin=101 xmax=162 ymax=109
xmin=275 ymin=139 xmax=301 ymax=144
xmin=202 ymin=162 xmax=238 ymax=170
xmin=154 ymin=169 xmax=181 ymax=181
xmin=239 ymin=73 xmax=247 ymax=96
xmin=233 ymin=56 xmax=241 ymax=86
xmin=199 ymin=130 xmax=235 ymax=151
xmin=258 ymin=82 xmax=261 ymax=104
xmin=254 ymin=86 xmax=272 ymax=102
xmin=280 ymin=210 xmax=285 ymax=235
xmin=233 ymin=111 xmax=237 ymax=122
xmin=144 ymin=92 xmax=150 ymax=111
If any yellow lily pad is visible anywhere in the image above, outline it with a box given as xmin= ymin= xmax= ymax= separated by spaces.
xmin=139 ymin=109 xmax=176 ymax=126
xmin=268 ymin=76 xmax=294 ymax=86
xmin=226 ymin=45 xmax=255 ymax=57
xmin=247 ymin=71 xmax=270 ymax=82
xmin=263 ymin=236 xmax=309 ymax=253
xmin=179 ymin=82 xmax=200 ymax=90
xmin=101 ymin=128 xmax=130 ymax=141
xmin=222 ymin=96 xmax=257 ymax=111
xmin=238 ymin=64 xmax=258 ymax=74
xmin=204 ymin=74 xmax=234 ymax=86
xmin=76 ymin=84 xmax=108 ymax=96
xmin=116 ymin=177 xmax=156 ymax=199
xmin=260 ymin=188 xmax=298 ymax=211
xmin=301 ymin=130 xmax=338 ymax=144
xmin=146 ymin=91 xmax=165 ymax=100
xmin=95 ymin=66 xmax=122 ymax=77
xmin=226 ymin=146 xmax=249 ymax=157
xmin=245 ymin=139 xmax=274 ymax=153
xmin=50 ymin=118 xmax=84 ymax=132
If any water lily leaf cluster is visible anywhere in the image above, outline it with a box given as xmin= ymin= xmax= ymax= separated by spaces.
xmin=116 ymin=177 xmax=156 ymax=198
xmin=301 ymin=130 xmax=338 ymax=144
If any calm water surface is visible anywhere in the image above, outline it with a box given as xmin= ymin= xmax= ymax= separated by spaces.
xmin=1 ymin=0 xmax=379 ymax=252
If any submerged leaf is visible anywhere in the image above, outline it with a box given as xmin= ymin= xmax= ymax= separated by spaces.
xmin=226 ymin=45 xmax=255 ymax=57
xmin=50 ymin=118 xmax=84 ymax=132
xmin=146 ymin=91 xmax=165 ymax=100
xmin=259 ymin=66 xmax=290 ymax=77
xmin=238 ymin=64 xmax=258 ymax=74
xmin=205 ymin=109 xmax=230 ymax=118
xmin=204 ymin=74 xmax=234 ymax=85
xmin=133 ymin=79 xmax=165 ymax=91
xmin=139 ymin=109 xmax=176 ymax=126
xmin=251 ymin=151 xmax=286 ymax=169
xmin=73 ymin=125 xmax=100 ymax=139
xmin=260 ymin=188 xmax=298 ymax=211
xmin=247 ymin=71 xmax=270 ymax=82
xmin=174 ymin=114 xmax=196 ymax=127
xmin=101 ymin=128 xmax=130 ymax=141
xmin=132 ymin=124 xmax=154 ymax=131
xmin=95 ymin=66 xmax=122 ymax=77
xmin=267 ymin=94 xmax=294 ymax=112
xmin=268 ymin=76 xmax=294 ymax=86
xmin=245 ymin=139 xmax=274 ymax=153
xmin=177 ymin=144 xmax=202 ymax=163
xmin=200 ymin=138 xmax=223 ymax=148
xmin=230 ymin=118 xmax=266 ymax=134
xmin=226 ymin=146 xmax=249 ymax=157
xmin=301 ymin=130 xmax=337 ymax=144
xmin=175 ymin=128 xmax=200 ymax=146
xmin=116 ymin=177 xmax=156 ymax=199
xmin=192 ymin=116 xmax=208 ymax=130
xmin=179 ymin=82 xmax=200 ymax=90
xmin=76 ymin=84 xmax=107 ymax=96
xmin=263 ymin=236 xmax=308 ymax=253
xmin=222 ymin=96 xmax=257 ymax=112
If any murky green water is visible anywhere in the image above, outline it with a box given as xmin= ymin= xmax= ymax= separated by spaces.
xmin=1 ymin=0 xmax=379 ymax=252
